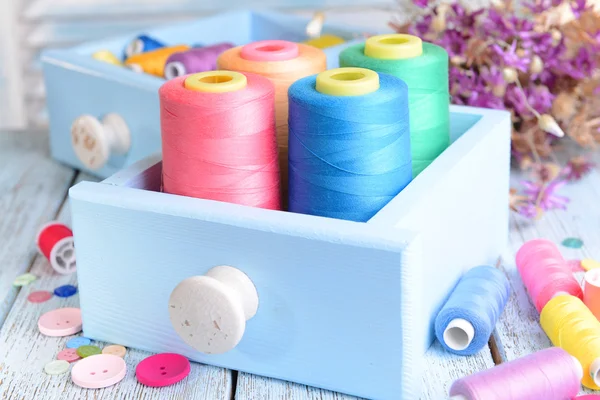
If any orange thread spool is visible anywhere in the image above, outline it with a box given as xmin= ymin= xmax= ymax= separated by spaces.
xmin=125 ymin=45 xmax=189 ymax=77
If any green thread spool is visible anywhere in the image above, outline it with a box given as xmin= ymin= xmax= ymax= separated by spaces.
xmin=339 ymin=34 xmax=450 ymax=177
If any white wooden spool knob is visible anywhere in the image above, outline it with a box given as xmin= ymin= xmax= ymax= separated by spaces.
xmin=71 ymin=113 xmax=131 ymax=170
xmin=168 ymin=265 xmax=259 ymax=355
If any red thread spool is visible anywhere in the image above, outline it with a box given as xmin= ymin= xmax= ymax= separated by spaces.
xmin=36 ymin=221 xmax=76 ymax=275
xmin=159 ymin=70 xmax=281 ymax=210
xmin=516 ymin=238 xmax=582 ymax=312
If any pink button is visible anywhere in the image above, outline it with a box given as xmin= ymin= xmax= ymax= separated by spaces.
xmin=136 ymin=353 xmax=191 ymax=387
xmin=38 ymin=307 xmax=82 ymax=337
xmin=240 ymin=40 xmax=299 ymax=62
xmin=28 ymin=290 xmax=53 ymax=303
xmin=71 ymin=354 xmax=126 ymax=389
xmin=57 ymin=348 xmax=81 ymax=363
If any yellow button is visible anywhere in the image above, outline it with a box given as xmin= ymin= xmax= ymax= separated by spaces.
xmin=315 ymin=67 xmax=379 ymax=97
xmin=184 ymin=71 xmax=247 ymax=93
xmin=364 ymin=34 xmax=423 ymax=60
xmin=92 ymin=50 xmax=122 ymax=66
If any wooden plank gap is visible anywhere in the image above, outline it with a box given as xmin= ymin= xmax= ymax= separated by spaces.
xmin=230 ymin=370 xmax=238 ymax=400
xmin=488 ymin=333 xmax=504 ymax=365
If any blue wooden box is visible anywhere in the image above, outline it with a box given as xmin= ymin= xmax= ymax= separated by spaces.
xmin=69 ymin=105 xmax=511 ymax=400
xmin=41 ymin=10 xmax=372 ymax=179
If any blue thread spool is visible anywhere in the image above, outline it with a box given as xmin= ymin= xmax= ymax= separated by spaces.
xmin=124 ymin=34 xmax=166 ymax=60
xmin=288 ymin=67 xmax=412 ymax=222
xmin=435 ymin=265 xmax=510 ymax=356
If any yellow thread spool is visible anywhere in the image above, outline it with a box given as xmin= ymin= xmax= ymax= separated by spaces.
xmin=125 ymin=45 xmax=189 ymax=77
xmin=184 ymin=71 xmax=247 ymax=93
xmin=315 ymin=67 xmax=379 ymax=97
xmin=364 ymin=34 xmax=423 ymax=60
xmin=92 ymin=50 xmax=122 ymax=66
xmin=304 ymin=34 xmax=345 ymax=49
xmin=540 ymin=294 xmax=600 ymax=389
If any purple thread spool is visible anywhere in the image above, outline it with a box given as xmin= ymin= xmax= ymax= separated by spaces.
xmin=164 ymin=43 xmax=235 ymax=80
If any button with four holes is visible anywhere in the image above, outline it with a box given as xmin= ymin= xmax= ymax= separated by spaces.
xmin=136 ymin=353 xmax=191 ymax=387
xmin=66 ymin=336 xmax=92 ymax=349
xmin=58 ymin=348 xmax=81 ymax=363
xmin=38 ymin=308 xmax=82 ymax=337
xmin=77 ymin=345 xmax=102 ymax=358
xmin=71 ymin=354 xmax=127 ymax=389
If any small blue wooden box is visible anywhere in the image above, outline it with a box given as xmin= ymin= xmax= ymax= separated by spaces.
xmin=41 ymin=10 xmax=371 ymax=179
xmin=69 ymin=105 xmax=511 ymax=400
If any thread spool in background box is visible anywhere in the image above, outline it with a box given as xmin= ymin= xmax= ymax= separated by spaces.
xmin=287 ymin=67 xmax=412 ymax=222
xmin=584 ymin=269 xmax=600 ymax=321
xmin=159 ymin=70 xmax=281 ymax=210
xmin=339 ymin=34 xmax=450 ymax=177
xmin=515 ymin=238 xmax=583 ymax=312
xmin=217 ymin=40 xmax=327 ymax=204
xmin=303 ymin=34 xmax=345 ymax=49
xmin=36 ymin=222 xmax=76 ymax=275
xmin=124 ymin=34 xmax=166 ymax=59
xmin=448 ymin=347 xmax=582 ymax=400
xmin=435 ymin=265 xmax=510 ymax=356
xmin=92 ymin=50 xmax=122 ymax=66
xmin=164 ymin=43 xmax=235 ymax=80
xmin=540 ymin=294 xmax=600 ymax=389
xmin=125 ymin=45 xmax=189 ymax=78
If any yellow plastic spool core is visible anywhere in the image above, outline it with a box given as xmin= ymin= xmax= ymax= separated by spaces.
xmin=92 ymin=50 xmax=122 ymax=66
xmin=315 ymin=67 xmax=379 ymax=97
xmin=364 ymin=34 xmax=423 ymax=60
xmin=304 ymin=34 xmax=345 ymax=49
xmin=184 ymin=71 xmax=247 ymax=93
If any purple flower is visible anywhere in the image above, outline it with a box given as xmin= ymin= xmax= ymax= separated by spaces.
xmin=566 ymin=47 xmax=595 ymax=79
xmin=521 ymin=179 xmax=570 ymax=212
xmin=413 ymin=0 xmax=430 ymax=9
xmin=446 ymin=3 xmax=485 ymax=30
xmin=408 ymin=15 xmax=432 ymax=37
xmin=570 ymin=0 xmax=589 ymax=17
xmin=562 ymin=157 xmax=595 ymax=181
xmin=437 ymin=29 xmax=468 ymax=57
xmin=505 ymin=84 xmax=554 ymax=118
xmin=491 ymin=41 xmax=530 ymax=72
xmin=522 ymin=0 xmax=563 ymax=13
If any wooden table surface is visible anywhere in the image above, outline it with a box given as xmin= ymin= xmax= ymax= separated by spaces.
xmin=1 ymin=129 xmax=598 ymax=399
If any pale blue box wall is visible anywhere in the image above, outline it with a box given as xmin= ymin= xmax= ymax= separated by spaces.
xmin=41 ymin=10 xmax=378 ymax=178
xmin=69 ymin=106 xmax=511 ymax=400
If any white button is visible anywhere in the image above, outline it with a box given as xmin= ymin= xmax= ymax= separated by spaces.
xmin=169 ymin=265 xmax=259 ymax=354
xmin=71 ymin=113 xmax=130 ymax=170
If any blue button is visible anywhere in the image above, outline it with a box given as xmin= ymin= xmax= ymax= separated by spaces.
xmin=66 ymin=336 xmax=92 ymax=349
xmin=54 ymin=285 xmax=78 ymax=298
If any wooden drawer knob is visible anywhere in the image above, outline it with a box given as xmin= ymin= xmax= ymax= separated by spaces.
xmin=168 ymin=265 xmax=259 ymax=354
xmin=71 ymin=113 xmax=130 ymax=170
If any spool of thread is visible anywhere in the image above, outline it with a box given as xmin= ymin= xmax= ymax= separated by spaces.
xmin=36 ymin=222 xmax=76 ymax=275
xmin=448 ymin=347 xmax=582 ymax=400
xmin=125 ymin=45 xmax=189 ymax=77
xmin=303 ymin=34 xmax=345 ymax=49
xmin=540 ymin=294 xmax=600 ymax=389
xmin=92 ymin=50 xmax=122 ymax=66
xmin=217 ymin=40 xmax=326 ymax=203
xmin=287 ymin=67 xmax=412 ymax=222
xmin=159 ymin=70 xmax=281 ymax=210
xmin=516 ymin=238 xmax=583 ymax=312
xmin=435 ymin=265 xmax=510 ymax=355
xmin=339 ymin=34 xmax=450 ymax=177
xmin=124 ymin=34 xmax=166 ymax=59
xmin=164 ymin=43 xmax=235 ymax=80
xmin=584 ymin=269 xmax=600 ymax=321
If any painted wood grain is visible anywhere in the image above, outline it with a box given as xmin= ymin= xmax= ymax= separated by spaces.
xmin=0 ymin=130 xmax=75 ymax=325
xmin=236 ymin=342 xmax=494 ymax=399
xmin=0 ymin=172 xmax=233 ymax=399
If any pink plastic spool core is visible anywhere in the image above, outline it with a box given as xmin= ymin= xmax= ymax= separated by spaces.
xmin=240 ymin=40 xmax=299 ymax=62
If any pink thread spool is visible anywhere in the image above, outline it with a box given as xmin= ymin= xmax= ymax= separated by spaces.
xmin=164 ymin=43 xmax=234 ymax=80
xmin=585 ymin=269 xmax=600 ymax=321
xmin=36 ymin=221 xmax=76 ymax=275
xmin=516 ymin=238 xmax=582 ymax=312
xmin=159 ymin=70 xmax=281 ymax=210
xmin=448 ymin=347 xmax=582 ymax=400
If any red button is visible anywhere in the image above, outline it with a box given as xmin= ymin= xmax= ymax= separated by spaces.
xmin=135 ymin=353 xmax=190 ymax=387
